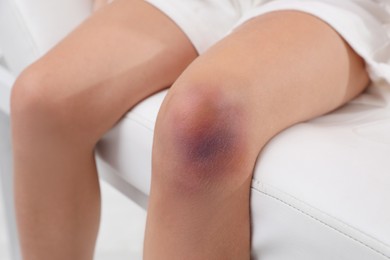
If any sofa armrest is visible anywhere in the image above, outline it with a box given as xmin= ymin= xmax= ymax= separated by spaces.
xmin=0 ymin=65 xmax=14 ymax=115
xmin=0 ymin=0 xmax=92 ymax=75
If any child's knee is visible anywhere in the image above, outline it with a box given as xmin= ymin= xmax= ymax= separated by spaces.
xmin=11 ymin=64 xmax=97 ymax=145
xmin=153 ymin=84 xmax=254 ymax=194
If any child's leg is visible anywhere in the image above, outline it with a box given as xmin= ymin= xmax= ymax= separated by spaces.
xmin=10 ymin=0 xmax=197 ymax=259
xmin=145 ymin=10 xmax=369 ymax=260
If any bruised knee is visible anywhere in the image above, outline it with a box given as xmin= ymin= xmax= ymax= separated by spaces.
xmin=154 ymin=85 xmax=252 ymax=190
xmin=172 ymin=105 xmax=243 ymax=173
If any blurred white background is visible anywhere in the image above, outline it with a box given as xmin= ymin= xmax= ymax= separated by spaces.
xmin=0 ymin=180 xmax=146 ymax=260
xmin=0 ymin=182 xmax=11 ymax=260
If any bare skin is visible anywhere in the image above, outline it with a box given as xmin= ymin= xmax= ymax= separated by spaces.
xmin=144 ymin=11 xmax=368 ymax=260
xmin=11 ymin=1 xmax=369 ymax=259
xmin=11 ymin=1 xmax=196 ymax=259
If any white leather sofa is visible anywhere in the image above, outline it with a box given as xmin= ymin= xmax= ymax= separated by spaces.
xmin=1 ymin=0 xmax=390 ymax=259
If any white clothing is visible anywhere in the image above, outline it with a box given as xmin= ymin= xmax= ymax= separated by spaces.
xmin=145 ymin=0 xmax=390 ymax=84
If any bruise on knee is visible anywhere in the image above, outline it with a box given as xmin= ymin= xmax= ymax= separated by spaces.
xmin=173 ymin=111 xmax=246 ymax=177
xmin=182 ymin=125 xmax=236 ymax=171
xmin=154 ymin=87 xmax=254 ymax=194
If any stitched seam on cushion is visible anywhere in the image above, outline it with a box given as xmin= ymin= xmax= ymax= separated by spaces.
xmin=252 ymin=178 xmax=390 ymax=249
xmin=252 ymin=178 xmax=390 ymax=250
xmin=124 ymin=113 xmax=155 ymax=131
xmin=251 ymin=179 xmax=390 ymax=259
xmin=7 ymin=0 xmax=40 ymax=58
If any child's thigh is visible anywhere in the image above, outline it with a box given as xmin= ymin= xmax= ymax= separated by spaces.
xmin=159 ymin=10 xmax=369 ymax=155
xmin=12 ymin=0 xmax=197 ymax=143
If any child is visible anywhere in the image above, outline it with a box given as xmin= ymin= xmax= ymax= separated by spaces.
xmin=11 ymin=0 xmax=390 ymax=259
